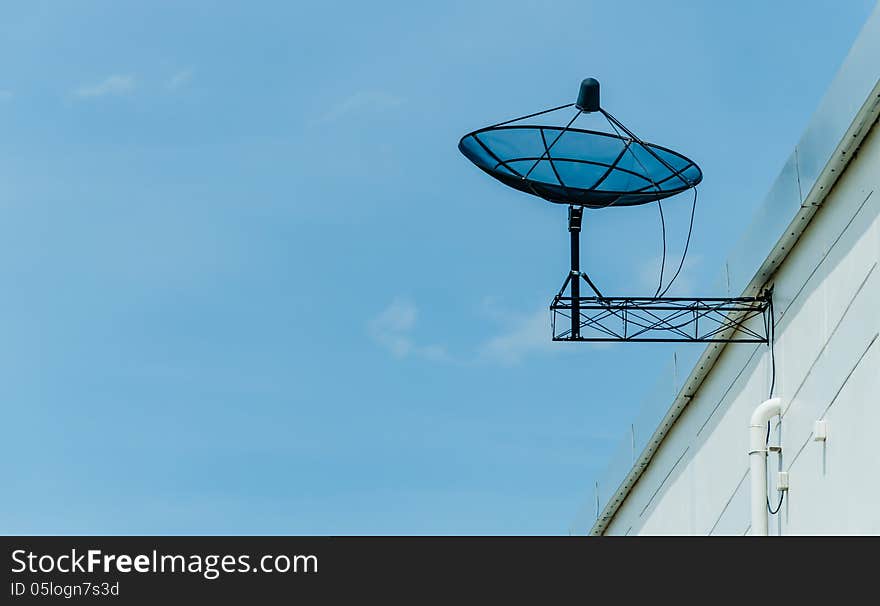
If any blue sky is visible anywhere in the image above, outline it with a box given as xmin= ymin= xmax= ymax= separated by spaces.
xmin=0 ymin=0 xmax=875 ymax=534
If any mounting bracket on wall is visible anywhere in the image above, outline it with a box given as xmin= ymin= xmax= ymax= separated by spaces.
xmin=550 ymin=293 xmax=771 ymax=343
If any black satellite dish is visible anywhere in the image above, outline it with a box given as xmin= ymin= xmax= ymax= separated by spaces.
xmin=459 ymin=79 xmax=703 ymax=209
xmin=458 ymin=79 xmax=770 ymax=344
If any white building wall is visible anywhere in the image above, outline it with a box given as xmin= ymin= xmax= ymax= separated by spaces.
xmin=603 ymin=118 xmax=880 ymax=535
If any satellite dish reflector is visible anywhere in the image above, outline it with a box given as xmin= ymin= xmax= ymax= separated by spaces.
xmin=459 ymin=127 xmax=702 ymax=208
xmin=458 ymin=79 xmax=702 ymax=209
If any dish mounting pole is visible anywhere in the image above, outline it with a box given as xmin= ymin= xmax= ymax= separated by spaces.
xmin=568 ymin=205 xmax=584 ymax=339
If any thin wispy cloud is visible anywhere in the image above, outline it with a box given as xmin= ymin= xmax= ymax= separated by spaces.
xmin=478 ymin=306 xmax=556 ymax=366
xmin=74 ymin=75 xmax=136 ymax=98
xmin=166 ymin=68 xmax=194 ymax=90
xmin=0 ymin=90 xmax=12 ymax=101
xmin=369 ymin=297 xmax=417 ymax=358
xmin=476 ymin=296 xmax=612 ymax=364
xmin=368 ymin=297 xmax=448 ymax=361
xmin=370 ymin=297 xmax=570 ymax=366
xmin=312 ymin=90 xmax=405 ymax=125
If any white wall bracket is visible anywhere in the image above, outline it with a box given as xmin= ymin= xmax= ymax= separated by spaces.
xmin=814 ymin=420 xmax=829 ymax=442
xmin=777 ymin=471 xmax=790 ymax=492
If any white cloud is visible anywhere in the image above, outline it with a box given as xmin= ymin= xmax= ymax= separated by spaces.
xmin=368 ymin=297 xmax=417 ymax=357
xmin=74 ymin=74 xmax=136 ymax=98
xmin=0 ymin=90 xmax=12 ymax=101
xmin=478 ymin=307 xmax=556 ymax=366
xmin=370 ymin=296 xmax=578 ymax=366
xmin=312 ymin=90 xmax=405 ymax=125
xmin=368 ymin=297 xmax=448 ymax=361
xmin=166 ymin=68 xmax=193 ymax=90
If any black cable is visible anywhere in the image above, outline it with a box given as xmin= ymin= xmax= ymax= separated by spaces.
xmin=768 ymin=297 xmax=776 ymax=398
xmin=765 ymin=298 xmax=777 ymax=444
xmin=599 ymin=112 xmax=667 ymax=299
xmin=653 ymin=202 xmax=667 ymax=299
xmin=764 ymin=299 xmax=783 ymax=515
xmin=657 ymin=186 xmax=698 ymax=298
xmin=767 ymin=492 xmax=784 ymax=515
xmin=598 ymin=111 xmax=687 ymax=301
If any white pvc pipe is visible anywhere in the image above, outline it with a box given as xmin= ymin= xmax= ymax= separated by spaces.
xmin=749 ymin=397 xmax=782 ymax=536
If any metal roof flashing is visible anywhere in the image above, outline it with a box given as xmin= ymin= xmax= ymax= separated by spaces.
xmin=586 ymin=6 xmax=880 ymax=536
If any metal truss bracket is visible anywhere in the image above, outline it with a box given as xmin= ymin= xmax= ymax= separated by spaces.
xmin=550 ymin=294 xmax=771 ymax=343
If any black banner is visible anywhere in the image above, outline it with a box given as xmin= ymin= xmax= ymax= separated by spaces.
xmin=0 ymin=536 xmax=867 ymax=603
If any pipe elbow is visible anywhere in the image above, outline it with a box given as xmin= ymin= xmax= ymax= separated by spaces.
xmin=750 ymin=397 xmax=782 ymax=428
xmin=749 ymin=397 xmax=782 ymax=454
